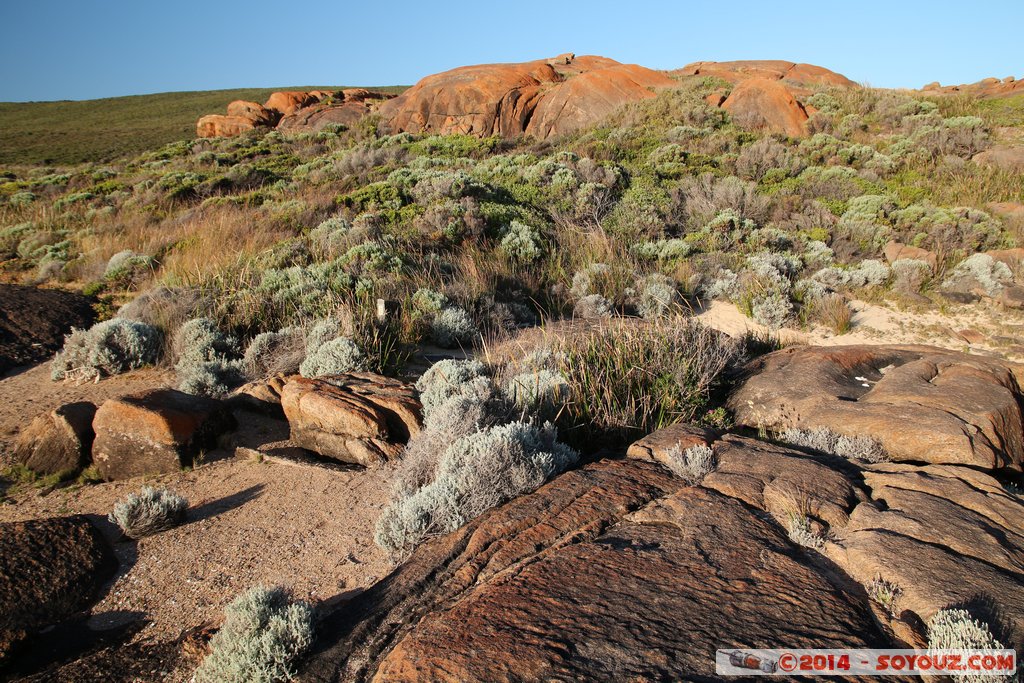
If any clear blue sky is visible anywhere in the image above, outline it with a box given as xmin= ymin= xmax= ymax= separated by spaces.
xmin=1 ymin=0 xmax=1021 ymax=101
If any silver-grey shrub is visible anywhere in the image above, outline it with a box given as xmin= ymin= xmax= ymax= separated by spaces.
xmin=780 ymin=427 xmax=888 ymax=463
xmin=499 ymin=220 xmax=543 ymax=264
xmin=298 ymin=337 xmax=365 ymax=378
xmin=391 ymin=384 xmax=505 ymax=498
xmin=635 ymin=273 xmax=681 ymax=319
xmin=415 ymin=359 xmax=490 ymax=420
xmin=927 ymin=609 xmax=1007 ymax=683
xmin=943 ymin=253 xmax=1012 ymax=296
xmin=430 ymin=306 xmax=478 ymax=348
xmin=108 ymin=486 xmax=188 ymax=539
xmin=663 ymin=443 xmax=716 ymax=484
xmin=573 ymin=293 xmax=613 ymax=319
xmin=375 ymin=421 xmax=577 ymax=556
xmin=194 ymin=585 xmax=314 ymax=683
xmin=51 ymin=318 xmax=163 ymax=381
xmin=174 ymin=318 xmax=243 ymax=397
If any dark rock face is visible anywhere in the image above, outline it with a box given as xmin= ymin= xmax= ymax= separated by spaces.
xmin=13 ymin=402 xmax=96 ymax=477
xmin=91 ymin=389 xmax=236 ymax=480
xmin=728 ymin=344 xmax=1024 ymax=470
xmin=0 ymin=285 xmax=95 ymax=375
xmin=299 ymin=458 xmax=900 ymax=682
xmin=0 ymin=516 xmax=116 ymax=666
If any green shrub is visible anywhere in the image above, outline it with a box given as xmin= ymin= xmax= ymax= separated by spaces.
xmin=499 ymin=220 xmax=543 ymax=264
xmin=552 ymin=320 xmax=741 ymax=445
xmin=108 ymin=486 xmax=188 ymax=539
xmin=51 ymin=319 xmax=162 ymax=381
xmin=194 ymin=586 xmax=314 ymax=683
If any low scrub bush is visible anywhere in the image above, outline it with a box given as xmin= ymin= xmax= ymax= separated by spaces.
xmin=787 ymin=513 xmax=825 ymax=550
xmin=430 ymin=306 xmax=478 ymax=348
xmin=780 ymin=427 xmax=888 ymax=463
xmin=194 ymin=585 xmax=314 ymax=683
xmin=552 ymin=320 xmax=741 ymax=446
xmin=573 ymin=293 xmax=613 ymax=319
xmin=415 ymin=359 xmax=490 ymax=419
xmin=942 ymin=253 xmax=1012 ymax=296
xmin=108 ymin=486 xmax=188 ymax=539
xmin=927 ymin=609 xmax=1007 ymax=683
xmin=375 ymin=421 xmax=577 ymax=557
xmin=51 ymin=318 xmax=162 ymax=381
xmin=865 ymin=577 xmax=902 ymax=617
xmin=663 ymin=443 xmax=716 ymax=484
xmin=299 ymin=337 xmax=365 ymax=378
xmin=174 ymin=317 xmax=243 ymax=397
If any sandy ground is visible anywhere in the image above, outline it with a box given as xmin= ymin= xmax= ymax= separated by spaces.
xmin=0 ymin=457 xmax=394 ymax=638
xmin=0 ymin=362 xmax=397 ymax=679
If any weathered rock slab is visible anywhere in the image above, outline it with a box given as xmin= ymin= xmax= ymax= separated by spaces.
xmin=281 ymin=373 xmax=421 ymax=466
xmin=300 ymin=458 xmax=898 ymax=682
xmin=728 ymin=345 xmax=1024 ymax=470
xmin=92 ymin=389 xmax=236 ymax=480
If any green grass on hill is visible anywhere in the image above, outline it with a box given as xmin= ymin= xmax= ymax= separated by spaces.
xmin=0 ymin=86 xmax=408 ymax=166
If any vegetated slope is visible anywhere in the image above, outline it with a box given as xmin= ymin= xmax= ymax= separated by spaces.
xmin=0 ymin=86 xmax=407 ymax=165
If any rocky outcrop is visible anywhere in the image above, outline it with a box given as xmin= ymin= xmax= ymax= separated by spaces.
xmin=229 ymin=373 xmax=291 ymax=416
xmin=281 ymin=373 xmax=421 ymax=466
xmin=828 ymin=462 xmax=1024 ymax=648
xmin=721 ymin=76 xmax=812 ymax=137
xmin=197 ymin=89 xmax=394 ymax=138
xmin=264 ymin=91 xmax=321 ymax=117
xmin=674 ymin=60 xmax=858 ymax=137
xmin=524 ymin=63 xmax=678 ymax=139
xmin=226 ymin=100 xmax=280 ymax=126
xmin=300 ymin=403 xmax=1023 ymax=681
xmin=91 ymin=389 xmax=236 ymax=480
xmin=13 ymin=402 xmax=96 ymax=477
xmin=376 ymin=54 xmax=675 ymax=139
xmin=0 ymin=516 xmax=116 ymax=665
xmin=921 ymin=75 xmax=1024 ymax=99
xmin=729 ymin=345 xmax=1024 ymax=470
xmin=195 ymin=115 xmax=258 ymax=138
xmin=676 ymin=60 xmax=858 ymax=91
xmin=883 ymin=240 xmax=937 ymax=270
xmin=300 ymin=456 xmax=909 ymax=681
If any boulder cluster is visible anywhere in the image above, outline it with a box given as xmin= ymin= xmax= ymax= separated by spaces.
xmin=195 ymin=55 xmax=860 ymax=141
xmin=196 ymin=88 xmax=393 ymax=138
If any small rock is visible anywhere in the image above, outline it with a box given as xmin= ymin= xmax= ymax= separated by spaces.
xmin=281 ymin=373 xmax=421 ymax=467
xmin=12 ymin=402 xmax=96 ymax=477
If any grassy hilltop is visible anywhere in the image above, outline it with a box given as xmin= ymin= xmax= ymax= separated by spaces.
xmin=0 ymin=86 xmax=407 ymax=165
